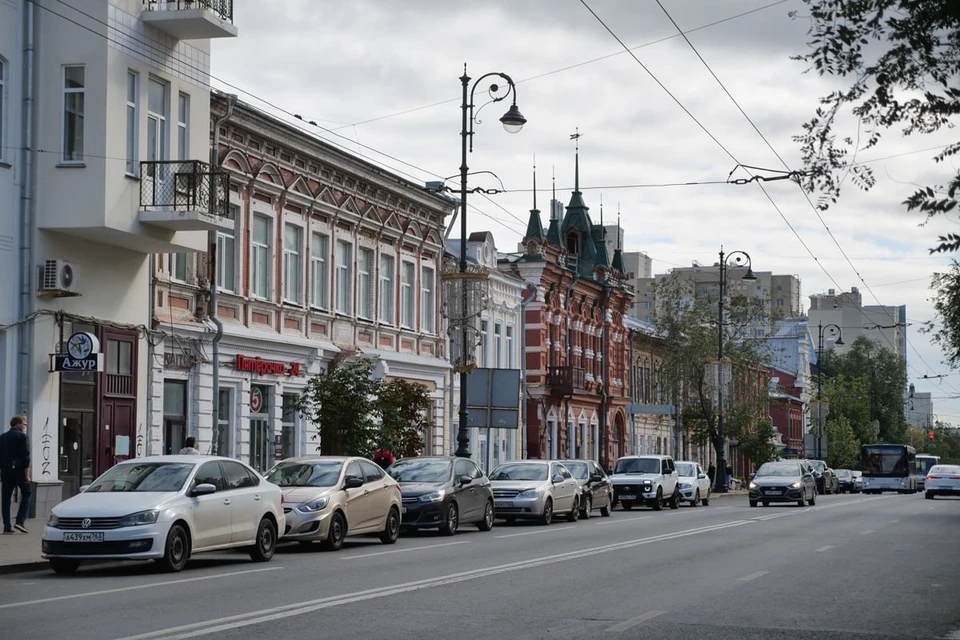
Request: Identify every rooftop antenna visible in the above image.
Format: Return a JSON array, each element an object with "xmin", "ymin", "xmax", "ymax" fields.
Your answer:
[
  {"xmin": 532, "ymin": 154, "xmax": 537, "ymax": 211},
  {"xmin": 570, "ymin": 128, "xmax": 582, "ymax": 193}
]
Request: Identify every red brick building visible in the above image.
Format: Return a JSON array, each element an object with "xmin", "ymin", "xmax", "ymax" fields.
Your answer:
[
  {"xmin": 501, "ymin": 157, "xmax": 633, "ymax": 470},
  {"xmin": 767, "ymin": 367, "xmax": 805, "ymax": 458}
]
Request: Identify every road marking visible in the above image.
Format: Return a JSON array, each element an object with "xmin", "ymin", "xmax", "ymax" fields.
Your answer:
[
  {"xmin": 494, "ymin": 526, "xmax": 576, "ymax": 539},
  {"xmin": 814, "ymin": 545, "xmax": 834, "ymax": 553},
  {"xmin": 341, "ymin": 540, "xmax": 469, "ymax": 559},
  {"xmin": 738, "ymin": 571, "xmax": 769, "ymax": 582},
  {"xmin": 115, "ymin": 520, "xmax": 751, "ymax": 640},
  {"xmin": 605, "ymin": 610, "xmax": 667, "ymax": 632},
  {"xmin": 889, "ymin": 519, "xmax": 900, "ymax": 523},
  {"xmin": 0, "ymin": 566, "xmax": 282, "ymax": 610},
  {"xmin": 862, "ymin": 530, "xmax": 875, "ymax": 535},
  {"xmin": 592, "ymin": 516, "xmax": 651, "ymax": 526}
]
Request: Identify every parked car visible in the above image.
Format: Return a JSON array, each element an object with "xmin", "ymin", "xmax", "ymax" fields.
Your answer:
[
  {"xmin": 852, "ymin": 470, "xmax": 864, "ymax": 492},
  {"xmin": 836, "ymin": 469, "xmax": 862, "ymax": 493},
  {"xmin": 609, "ymin": 455, "xmax": 680, "ymax": 511},
  {"xmin": 488, "ymin": 460, "xmax": 581, "ymax": 525},
  {"xmin": 558, "ymin": 459, "xmax": 613, "ymax": 518},
  {"xmin": 807, "ymin": 459, "xmax": 839, "ymax": 494},
  {"xmin": 264, "ymin": 456, "xmax": 401, "ymax": 551},
  {"xmin": 748, "ymin": 460, "xmax": 817, "ymax": 507},
  {"xmin": 924, "ymin": 464, "xmax": 960, "ymax": 499},
  {"xmin": 42, "ymin": 456, "xmax": 284, "ymax": 574},
  {"xmin": 675, "ymin": 460, "xmax": 711, "ymax": 506},
  {"xmin": 385, "ymin": 456, "xmax": 494, "ymax": 535}
]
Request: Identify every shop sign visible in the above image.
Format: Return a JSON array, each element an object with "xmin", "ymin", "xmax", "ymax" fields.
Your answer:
[
  {"xmin": 250, "ymin": 387, "xmax": 264, "ymax": 413},
  {"xmin": 234, "ymin": 354, "xmax": 302, "ymax": 377},
  {"xmin": 50, "ymin": 332, "xmax": 104, "ymax": 373},
  {"xmin": 164, "ymin": 352, "xmax": 194, "ymax": 370}
]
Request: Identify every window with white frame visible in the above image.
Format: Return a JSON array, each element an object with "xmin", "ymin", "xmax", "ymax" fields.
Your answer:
[
  {"xmin": 379, "ymin": 253, "xmax": 395, "ymax": 324},
  {"xmin": 357, "ymin": 248, "xmax": 373, "ymax": 320},
  {"xmin": 251, "ymin": 215, "xmax": 271, "ymax": 299},
  {"xmin": 167, "ymin": 253, "xmax": 187, "ymax": 282},
  {"xmin": 62, "ymin": 65, "xmax": 85, "ymax": 163},
  {"xmin": 335, "ymin": 240, "xmax": 352, "ymax": 314},
  {"xmin": 421, "ymin": 265, "xmax": 435, "ymax": 334},
  {"xmin": 494, "ymin": 322, "xmax": 503, "ymax": 367},
  {"xmin": 506, "ymin": 325, "xmax": 515, "ymax": 368},
  {"xmin": 146, "ymin": 77, "xmax": 168, "ymax": 166},
  {"xmin": 125, "ymin": 71, "xmax": 138, "ymax": 175},
  {"xmin": 479, "ymin": 319, "xmax": 489, "ymax": 367},
  {"xmin": 283, "ymin": 224, "xmax": 303, "ymax": 304},
  {"xmin": 216, "ymin": 203, "xmax": 238, "ymax": 292},
  {"xmin": 310, "ymin": 232, "xmax": 329, "ymax": 309},
  {"xmin": 400, "ymin": 261, "xmax": 415, "ymax": 328},
  {"xmin": 177, "ymin": 93, "xmax": 189, "ymax": 160}
]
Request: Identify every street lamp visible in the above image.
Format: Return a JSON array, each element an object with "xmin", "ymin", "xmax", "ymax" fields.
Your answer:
[
  {"xmin": 714, "ymin": 247, "xmax": 756, "ymax": 493},
  {"xmin": 455, "ymin": 64, "xmax": 527, "ymax": 458},
  {"xmin": 814, "ymin": 322, "xmax": 844, "ymax": 460}
]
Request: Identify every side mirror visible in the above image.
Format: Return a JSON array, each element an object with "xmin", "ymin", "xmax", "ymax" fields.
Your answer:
[
  {"xmin": 590, "ymin": 474, "xmax": 603, "ymax": 482},
  {"xmin": 192, "ymin": 483, "xmax": 217, "ymax": 497},
  {"xmin": 459, "ymin": 475, "xmax": 472, "ymax": 486},
  {"xmin": 78, "ymin": 484, "xmax": 90, "ymax": 492},
  {"xmin": 343, "ymin": 477, "xmax": 363, "ymax": 489},
  {"xmin": 698, "ymin": 474, "xmax": 707, "ymax": 480},
  {"xmin": 552, "ymin": 474, "xmax": 564, "ymax": 484}
]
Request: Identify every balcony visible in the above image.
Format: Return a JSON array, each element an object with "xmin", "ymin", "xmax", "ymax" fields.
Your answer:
[
  {"xmin": 547, "ymin": 366, "xmax": 586, "ymax": 396},
  {"xmin": 139, "ymin": 161, "xmax": 233, "ymax": 232},
  {"xmin": 141, "ymin": 0, "xmax": 238, "ymax": 40}
]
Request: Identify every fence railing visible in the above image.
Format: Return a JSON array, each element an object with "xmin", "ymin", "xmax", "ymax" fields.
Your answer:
[
  {"xmin": 142, "ymin": 0, "xmax": 234, "ymax": 23},
  {"xmin": 140, "ymin": 160, "xmax": 230, "ymax": 216}
]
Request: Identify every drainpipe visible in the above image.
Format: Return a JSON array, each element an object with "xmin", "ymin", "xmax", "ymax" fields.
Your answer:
[
  {"xmin": 209, "ymin": 93, "xmax": 237, "ymax": 455},
  {"xmin": 16, "ymin": 0, "xmax": 36, "ymax": 416},
  {"xmin": 145, "ymin": 254, "xmax": 155, "ymax": 456},
  {"xmin": 598, "ymin": 287, "xmax": 610, "ymax": 469},
  {"xmin": 563, "ymin": 273, "xmax": 577, "ymax": 459},
  {"xmin": 628, "ymin": 330, "xmax": 635, "ymax": 454},
  {"xmin": 519, "ymin": 283, "xmax": 536, "ymax": 459}
]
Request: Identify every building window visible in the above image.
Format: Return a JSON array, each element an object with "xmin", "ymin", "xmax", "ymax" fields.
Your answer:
[
  {"xmin": 216, "ymin": 204, "xmax": 238, "ymax": 293},
  {"xmin": 310, "ymin": 232, "xmax": 329, "ymax": 309},
  {"xmin": 357, "ymin": 248, "xmax": 373, "ymax": 320},
  {"xmin": 281, "ymin": 393, "xmax": 299, "ymax": 459},
  {"xmin": 62, "ymin": 65, "xmax": 85, "ymax": 163},
  {"xmin": 163, "ymin": 380, "xmax": 187, "ymax": 455},
  {"xmin": 283, "ymin": 223, "xmax": 303, "ymax": 304},
  {"xmin": 494, "ymin": 322, "xmax": 503, "ymax": 367},
  {"xmin": 168, "ymin": 253, "xmax": 187, "ymax": 282},
  {"xmin": 106, "ymin": 339, "xmax": 133, "ymax": 375},
  {"xmin": 379, "ymin": 254, "xmax": 394, "ymax": 324},
  {"xmin": 216, "ymin": 388, "xmax": 232, "ymax": 457},
  {"xmin": 506, "ymin": 325, "xmax": 515, "ymax": 368},
  {"xmin": 400, "ymin": 261, "xmax": 415, "ymax": 328},
  {"xmin": 421, "ymin": 265, "xmax": 435, "ymax": 334},
  {"xmin": 146, "ymin": 77, "xmax": 168, "ymax": 165},
  {"xmin": 251, "ymin": 215, "xmax": 271, "ymax": 299},
  {"xmin": 480, "ymin": 319, "xmax": 489, "ymax": 367},
  {"xmin": 335, "ymin": 240, "xmax": 352, "ymax": 315},
  {"xmin": 125, "ymin": 71, "xmax": 138, "ymax": 175},
  {"xmin": 177, "ymin": 93, "xmax": 189, "ymax": 160}
]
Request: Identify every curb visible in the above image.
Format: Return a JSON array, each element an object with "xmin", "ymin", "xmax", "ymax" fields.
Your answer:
[{"xmin": 0, "ymin": 560, "xmax": 48, "ymax": 575}]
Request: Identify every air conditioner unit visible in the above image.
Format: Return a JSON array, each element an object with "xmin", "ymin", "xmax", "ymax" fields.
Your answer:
[{"xmin": 38, "ymin": 259, "xmax": 80, "ymax": 296}]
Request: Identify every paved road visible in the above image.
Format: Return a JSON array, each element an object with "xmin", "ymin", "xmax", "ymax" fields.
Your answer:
[{"xmin": 2, "ymin": 492, "xmax": 959, "ymax": 640}]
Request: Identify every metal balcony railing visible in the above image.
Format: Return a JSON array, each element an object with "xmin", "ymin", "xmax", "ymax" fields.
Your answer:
[
  {"xmin": 142, "ymin": 0, "xmax": 234, "ymax": 23},
  {"xmin": 547, "ymin": 366, "xmax": 586, "ymax": 396},
  {"xmin": 140, "ymin": 160, "xmax": 230, "ymax": 217}
]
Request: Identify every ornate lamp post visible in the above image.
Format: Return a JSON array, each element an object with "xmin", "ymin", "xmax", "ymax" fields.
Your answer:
[
  {"xmin": 451, "ymin": 65, "xmax": 527, "ymax": 458},
  {"xmin": 713, "ymin": 247, "xmax": 756, "ymax": 493},
  {"xmin": 814, "ymin": 322, "xmax": 844, "ymax": 460}
]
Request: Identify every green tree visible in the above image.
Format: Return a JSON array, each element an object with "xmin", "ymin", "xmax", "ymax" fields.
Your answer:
[
  {"xmin": 926, "ymin": 262, "xmax": 960, "ymax": 368},
  {"xmin": 792, "ymin": 1, "xmax": 960, "ymax": 253},
  {"xmin": 298, "ymin": 359, "xmax": 381, "ymax": 456},
  {"xmin": 739, "ymin": 418, "xmax": 780, "ymax": 470},
  {"xmin": 378, "ymin": 379, "xmax": 431, "ymax": 458},
  {"xmin": 825, "ymin": 415, "xmax": 860, "ymax": 469},
  {"xmin": 654, "ymin": 274, "xmax": 772, "ymax": 469}
]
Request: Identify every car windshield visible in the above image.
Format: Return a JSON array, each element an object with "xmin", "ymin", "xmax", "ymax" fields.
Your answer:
[
  {"xmin": 264, "ymin": 461, "xmax": 343, "ymax": 487},
  {"xmin": 85, "ymin": 462, "xmax": 194, "ymax": 492},
  {"xmin": 388, "ymin": 459, "xmax": 452, "ymax": 483},
  {"xmin": 756, "ymin": 463, "xmax": 800, "ymax": 478},
  {"xmin": 614, "ymin": 458, "xmax": 661, "ymax": 474},
  {"xmin": 562, "ymin": 462, "xmax": 590, "ymax": 480},
  {"xmin": 490, "ymin": 463, "xmax": 548, "ymax": 481},
  {"xmin": 860, "ymin": 447, "xmax": 910, "ymax": 475},
  {"xmin": 836, "ymin": 469, "xmax": 852, "ymax": 479},
  {"xmin": 676, "ymin": 463, "xmax": 697, "ymax": 477},
  {"xmin": 808, "ymin": 460, "xmax": 826, "ymax": 471}
]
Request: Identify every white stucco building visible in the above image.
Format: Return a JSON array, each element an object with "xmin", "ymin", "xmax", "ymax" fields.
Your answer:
[{"xmin": 0, "ymin": 0, "xmax": 237, "ymax": 516}]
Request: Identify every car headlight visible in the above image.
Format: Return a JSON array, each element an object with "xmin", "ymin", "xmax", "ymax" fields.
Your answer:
[
  {"xmin": 790, "ymin": 482, "xmax": 802, "ymax": 489},
  {"xmin": 642, "ymin": 482, "xmax": 654, "ymax": 491},
  {"xmin": 749, "ymin": 482, "xmax": 758, "ymax": 489},
  {"xmin": 297, "ymin": 497, "xmax": 329, "ymax": 513},
  {"xmin": 680, "ymin": 483, "xmax": 691, "ymax": 490},
  {"xmin": 517, "ymin": 489, "xmax": 539, "ymax": 499},
  {"xmin": 418, "ymin": 490, "xmax": 445, "ymax": 503},
  {"xmin": 47, "ymin": 513, "xmax": 59, "ymax": 527},
  {"xmin": 118, "ymin": 510, "xmax": 160, "ymax": 527}
]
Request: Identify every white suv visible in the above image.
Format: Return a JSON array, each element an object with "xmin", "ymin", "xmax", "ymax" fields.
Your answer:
[{"xmin": 610, "ymin": 455, "xmax": 680, "ymax": 511}]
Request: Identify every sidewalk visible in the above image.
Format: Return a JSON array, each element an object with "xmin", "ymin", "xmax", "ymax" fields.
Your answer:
[{"xmin": 0, "ymin": 525, "xmax": 46, "ymax": 574}]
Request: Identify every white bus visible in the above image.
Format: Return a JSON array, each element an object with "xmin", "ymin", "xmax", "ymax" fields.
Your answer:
[
  {"xmin": 859, "ymin": 444, "xmax": 918, "ymax": 494},
  {"xmin": 916, "ymin": 454, "xmax": 941, "ymax": 490}
]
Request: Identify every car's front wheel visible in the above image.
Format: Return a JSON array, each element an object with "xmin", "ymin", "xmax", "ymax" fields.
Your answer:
[
  {"xmin": 159, "ymin": 523, "xmax": 190, "ymax": 572},
  {"xmin": 439, "ymin": 502, "xmax": 459, "ymax": 536},
  {"xmin": 600, "ymin": 496, "xmax": 611, "ymax": 517},
  {"xmin": 379, "ymin": 507, "xmax": 401, "ymax": 544},
  {"xmin": 539, "ymin": 498, "xmax": 553, "ymax": 525},
  {"xmin": 669, "ymin": 488, "xmax": 680, "ymax": 510},
  {"xmin": 926, "ymin": 491, "xmax": 935, "ymax": 500},
  {"xmin": 49, "ymin": 558, "xmax": 81, "ymax": 575},
  {"xmin": 321, "ymin": 511, "xmax": 347, "ymax": 551},
  {"xmin": 249, "ymin": 517, "xmax": 276, "ymax": 562},
  {"xmin": 651, "ymin": 488, "xmax": 663, "ymax": 511},
  {"xmin": 581, "ymin": 495, "xmax": 592, "ymax": 519},
  {"xmin": 477, "ymin": 500, "xmax": 495, "ymax": 531},
  {"xmin": 566, "ymin": 496, "xmax": 580, "ymax": 522}
]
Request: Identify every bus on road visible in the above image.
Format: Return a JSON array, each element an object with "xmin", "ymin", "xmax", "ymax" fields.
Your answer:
[
  {"xmin": 858, "ymin": 444, "xmax": 918, "ymax": 494},
  {"xmin": 916, "ymin": 454, "xmax": 941, "ymax": 490}
]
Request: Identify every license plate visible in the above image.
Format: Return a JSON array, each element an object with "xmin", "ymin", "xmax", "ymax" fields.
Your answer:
[
  {"xmin": 494, "ymin": 501, "xmax": 513, "ymax": 508},
  {"xmin": 765, "ymin": 490, "xmax": 782, "ymax": 495},
  {"xmin": 619, "ymin": 494, "xmax": 636, "ymax": 500},
  {"xmin": 401, "ymin": 507, "xmax": 407, "ymax": 514},
  {"xmin": 63, "ymin": 532, "xmax": 104, "ymax": 543}
]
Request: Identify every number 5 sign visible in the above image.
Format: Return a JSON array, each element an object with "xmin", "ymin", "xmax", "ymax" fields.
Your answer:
[{"xmin": 250, "ymin": 387, "xmax": 264, "ymax": 414}]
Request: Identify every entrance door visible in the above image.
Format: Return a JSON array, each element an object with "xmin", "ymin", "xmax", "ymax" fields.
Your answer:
[
  {"xmin": 60, "ymin": 411, "xmax": 96, "ymax": 496},
  {"xmin": 100, "ymin": 400, "xmax": 135, "ymax": 472},
  {"xmin": 250, "ymin": 418, "xmax": 270, "ymax": 473}
]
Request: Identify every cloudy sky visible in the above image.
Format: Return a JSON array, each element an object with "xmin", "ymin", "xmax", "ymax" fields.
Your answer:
[{"xmin": 211, "ymin": 0, "xmax": 960, "ymax": 425}]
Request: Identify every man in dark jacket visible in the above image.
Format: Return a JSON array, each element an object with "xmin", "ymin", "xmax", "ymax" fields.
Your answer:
[{"xmin": 0, "ymin": 415, "xmax": 32, "ymax": 534}]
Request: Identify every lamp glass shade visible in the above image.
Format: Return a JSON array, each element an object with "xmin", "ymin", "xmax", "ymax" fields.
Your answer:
[
  {"xmin": 500, "ymin": 104, "xmax": 526, "ymax": 133},
  {"xmin": 742, "ymin": 267, "xmax": 757, "ymax": 281}
]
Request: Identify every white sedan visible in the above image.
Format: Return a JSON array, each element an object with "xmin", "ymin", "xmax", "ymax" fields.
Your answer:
[
  {"xmin": 676, "ymin": 460, "xmax": 711, "ymax": 506},
  {"xmin": 925, "ymin": 464, "xmax": 960, "ymax": 499},
  {"xmin": 42, "ymin": 455, "xmax": 285, "ymax": 574}
]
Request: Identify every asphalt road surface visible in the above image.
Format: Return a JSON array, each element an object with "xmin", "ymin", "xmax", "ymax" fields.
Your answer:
[{"xmin": 2, "ymin": 491, "xmax": 959, "ymax": 640}]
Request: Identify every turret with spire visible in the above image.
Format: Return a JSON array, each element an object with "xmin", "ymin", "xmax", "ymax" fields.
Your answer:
[
  {"xmin": 611, "ymin": 206, "xmax": 625, "ymax": 274},
  {"xmin": 522, "ymin": 158, "xmax": 544, "ymax": 244},
  {"xmin": 545, "ymin": 166, "xmax": 561, "ymax": 248}
]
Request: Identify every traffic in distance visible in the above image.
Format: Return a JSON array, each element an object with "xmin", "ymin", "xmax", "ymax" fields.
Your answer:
[{"xmin": 38, "ymin": 447, "xmax": 951, "ymax": 575}]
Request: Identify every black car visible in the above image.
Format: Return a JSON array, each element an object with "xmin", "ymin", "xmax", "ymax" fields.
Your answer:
[
  {"xmin": 559, "ymin": 459, "xmax": 613, "ymax": 518},
  {"xmin": 386, "ymin": 456, "xmax": 495, "ymax": 535}
]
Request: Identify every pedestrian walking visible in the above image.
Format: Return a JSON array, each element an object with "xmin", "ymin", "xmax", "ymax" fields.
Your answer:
[
  {"xmin": 707, "ymin": 464, "xmax": 716, "ymax": 484},
  {"xmin": 0, "ymin": 415, "xmax": 32, "ymax": 534},
  {"xmin": 179, "ymin": 437, "xmax": 201, "ymax": 455},
  {"xmin": 725, "ymin": 465, "xmax": 733, "ymax": 490},
  {"xmin": 372, "ymin": 449, "xmax": 395, "ymax": 470}
]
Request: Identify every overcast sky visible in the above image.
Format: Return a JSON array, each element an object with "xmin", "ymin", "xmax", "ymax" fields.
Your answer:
[{"xmin": 211, "ymin": 0, "xmax": 960, "ymax": 426}]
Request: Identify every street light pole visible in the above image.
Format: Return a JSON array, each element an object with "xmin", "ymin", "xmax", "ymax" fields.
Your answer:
[
  {"xmin": 816, "ymin": 322, "xmax": 844, "ymax": 460},
  {"xmin": 714, "ymin": 247, "xmax": 756, "ymax": 493},
  {"xmin": 455, "ymin": 64, "xmax": 527, "ymax": 458}
]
